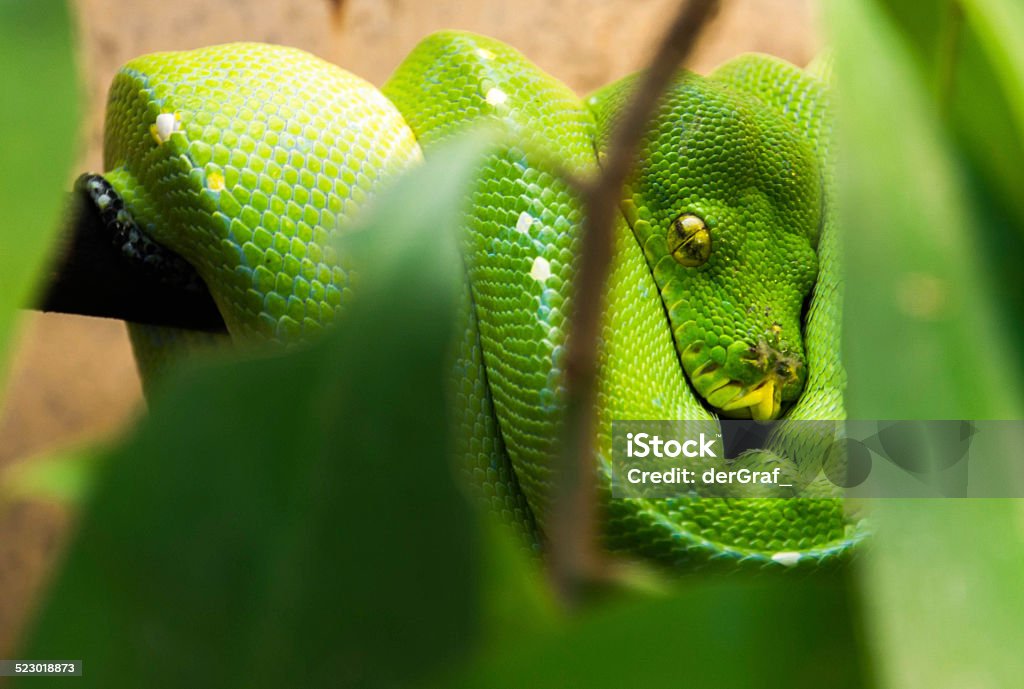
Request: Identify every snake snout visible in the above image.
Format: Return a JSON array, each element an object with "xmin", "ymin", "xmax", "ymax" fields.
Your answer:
[{"xmin": 681, "ymin": 339, "xmax": 805, "ymax": 421}]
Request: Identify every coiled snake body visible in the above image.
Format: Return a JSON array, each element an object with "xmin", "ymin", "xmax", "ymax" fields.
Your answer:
[{"xmin": 88, "ymin": 31, "xmax": 862, "ymax": 568}]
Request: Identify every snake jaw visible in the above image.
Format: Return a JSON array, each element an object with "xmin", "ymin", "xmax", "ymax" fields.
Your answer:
[
  {"xmin": 719, "ymin": 378, "xmax": 779, "ymax": 420},
  {"xmin": 690, "ymin": 367, "xmax": 782, "ymax": 420},
  {"xmin": 683, "ymin": 340, "xmax": 802, "ymax": 421}
]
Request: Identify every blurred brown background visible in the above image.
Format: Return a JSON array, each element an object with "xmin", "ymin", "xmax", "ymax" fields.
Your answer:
[{"xmin": 0, "ymin": 0, "xmax": 820, "ymax": 657}]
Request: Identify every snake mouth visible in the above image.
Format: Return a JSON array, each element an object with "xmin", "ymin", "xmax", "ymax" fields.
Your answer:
[
  {"xmin": 682, "ymin": 341, "xmax": 804, "ymax": 421},
  {"xmin": 689, "ymin": 362, "xmax": 781, "ymax": 420}
]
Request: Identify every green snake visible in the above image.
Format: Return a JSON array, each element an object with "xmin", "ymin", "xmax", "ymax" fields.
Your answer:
[{"xmin": 83, "ymin": 31, "xmax": 863, "ymax": 568}]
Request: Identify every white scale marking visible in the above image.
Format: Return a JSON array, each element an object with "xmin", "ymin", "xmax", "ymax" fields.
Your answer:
[
  {"xmin": 515, "ymin": 211, "xmax": 533, "ymax": 234},
  {"xmin": 530, "ymin": 256, "xmax": 551, "ymax": 282},
  {"xmin": 485, "ymin": 88, "xmax": 508, "ymax": 106},
  {"xmin": 154, "ymin": 113, "xmax": 178, "ymax": 142},
  {"xmin": 771, "ymin": 551, "xmax": 801, "ymax": 567}
]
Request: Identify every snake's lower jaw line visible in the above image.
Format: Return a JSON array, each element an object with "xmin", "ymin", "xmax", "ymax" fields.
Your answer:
[
  {"xmin": 689, "ymin": 363, "xmax": 785, "ymax": 420},
  {"xmin": 719, "ymin": 379, "xmax": 780, "ymax": 421},
  {"xmin": 683, "ymin": 340, "xmax": 803, "ymax": 421}
]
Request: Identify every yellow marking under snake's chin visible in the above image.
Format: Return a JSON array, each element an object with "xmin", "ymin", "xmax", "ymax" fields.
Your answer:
[
  {"xmin": 689, "ymin": 364, "xmax": 785, "ymax": 421},
  {"xmin": 718, "ymin": 378, "xmax": 781, "ymax": 421}
]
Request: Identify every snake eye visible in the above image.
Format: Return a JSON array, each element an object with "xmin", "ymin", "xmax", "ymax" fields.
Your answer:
[{"xmin": 667, "ymin": 213, "xmax": 711, "ymax": 267}]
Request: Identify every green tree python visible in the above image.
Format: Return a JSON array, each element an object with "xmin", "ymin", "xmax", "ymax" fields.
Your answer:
[{"xmin": 79, "ymin": 31, "xmax": 865, "ymax": 569}]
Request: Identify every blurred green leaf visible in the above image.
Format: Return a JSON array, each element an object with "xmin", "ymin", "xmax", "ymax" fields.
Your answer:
[
  {"xmin": 860, "ymin": 500, "xmax": 1024, "ymax": 688},
  {"xmin": 878, "ymin": 0, "xmax": 1024, "ymax": 326},
  {"xmin": 958, "ymin": 0, "xmax": 1024, "ymax": 137},
  {"xmin": 831, "ymin": 2, "xmax": 1024, "ymax": 687},
  {"xmin": 830, "ymin": 0, "xmax": 1023, "ymax": 418},
  {"xmin": 945, "ymin": 8, "xmax": 1024, "ymax": 225},
  {"xmin": 449, "ymin": 572, "xmax": 871, "ymax": 689},
  {"xmin": 0, "ymin": 0, "xmax": 80, "ymax": 395},
  {"xmin": 874, "ymin": 0, "xmax": 946, "ymax": 68},
  {"xmin": 873, "ymin": 1, "xmax": 1023, "ymax": 164},
  {"xmin": 477, "ymin": 516, "xmax": 559, "ymax": 647},
  {"xmin": 17, "ymin": 136, "xmax": 490, "ymax": 688}
]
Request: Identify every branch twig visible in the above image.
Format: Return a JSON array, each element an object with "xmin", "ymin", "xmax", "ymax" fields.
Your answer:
[{"xmin": 549, "ymin": 0, "xmax": 720, "ymax": 608}]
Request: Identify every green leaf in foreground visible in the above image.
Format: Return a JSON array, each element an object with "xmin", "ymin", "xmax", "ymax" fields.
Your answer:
[
  {"xmin": 877, "ymin": 0, "xmax": 1024, "ymax": 341},
  {"xmin": 451, "ymin": 572, "xmax": 871, "ymax": 689},
  {"xmin": 860, "ymin": 500, "xmax": 1024, "ymax": 688},
  {"xmin": 0, "ymin": 0, "xmax": 80, "ymax": 396},
  {"xmin": 957, "ymin": 0, "xmax": 1024, "ymax": 142},
  {"xmin": 830, "ymin": 2, "xmax": 1024, "ymax": 687},
  {"xmin": 17, "ymin": 136, "xmax": 490, "ymax": 689},
  {"xmin": 830, "ymin": 0, "xmax": 1023, "ymax": 418}
]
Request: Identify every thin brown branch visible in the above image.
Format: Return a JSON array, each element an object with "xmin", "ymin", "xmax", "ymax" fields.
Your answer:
[
  {"xmin": 549, "ymin": 0, "xmax": 720, "ymax": 608},
  {"xmin": 327, "ymin": 0, "xmax": 347, "ymax": 28}
]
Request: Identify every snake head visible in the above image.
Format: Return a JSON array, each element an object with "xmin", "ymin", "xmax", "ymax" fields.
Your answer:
[{"xmin": 591, "ymin": 72, "xmax": 822, "ymax": 420}]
